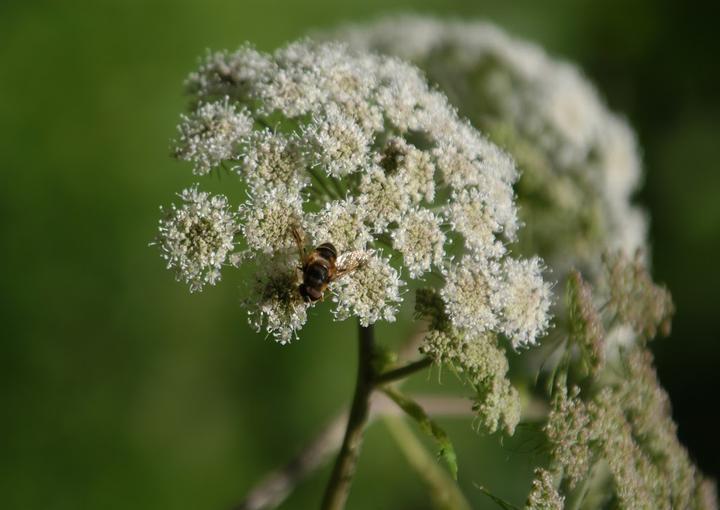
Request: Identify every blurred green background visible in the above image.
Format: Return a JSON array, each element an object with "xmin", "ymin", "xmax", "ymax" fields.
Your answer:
[{"xmin": 1, "ymin": 0, "xmax": 718, "ymax": 508}]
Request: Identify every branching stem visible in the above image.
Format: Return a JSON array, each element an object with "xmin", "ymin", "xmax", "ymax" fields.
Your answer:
[
  {"xmin": 241, "ymin": 325, "xmax": 434, "ymax": 510},
  {"xmin": 374, "ymin": 357, "xmax": 433, "ymax": 386}
]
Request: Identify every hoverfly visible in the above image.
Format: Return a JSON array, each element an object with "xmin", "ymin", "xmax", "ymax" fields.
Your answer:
[{"xmin": 290, "ymin": 225, "xmax": 369, "ymax": 302}]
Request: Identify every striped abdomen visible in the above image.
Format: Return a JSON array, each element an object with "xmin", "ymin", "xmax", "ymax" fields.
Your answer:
[{"xmin": 299, "ymin": 242, "xmax": 337, "ymax": 302}]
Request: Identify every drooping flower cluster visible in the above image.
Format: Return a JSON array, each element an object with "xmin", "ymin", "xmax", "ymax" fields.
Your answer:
[
  {"xmin": 417, "ymin": 288, "xmax": 522, "ymax": 435},
  {"xmin": 542, "ymin": 360, "xmax": 715, "ymax": 510},
  {"xmin": 536, "ymin": 253, "xmax": 714, "ymax": 509},
  {"xmin": 417, "ymin": 255, "xmax": 550, "ymax": 431},
  {"xmin": 327, "ymin": 17, "xmax": 648, "ymax": 277},
  {"xmin": 156, "ymin": 41, "xmax": 553, "ymax": 352}
]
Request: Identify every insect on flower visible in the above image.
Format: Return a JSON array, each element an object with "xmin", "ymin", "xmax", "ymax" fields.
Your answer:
[{"xmin": 291, "ymin": 225, "xmax": 369, "ymax": 302}]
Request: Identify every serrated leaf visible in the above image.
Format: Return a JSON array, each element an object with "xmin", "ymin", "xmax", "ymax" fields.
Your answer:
[{"xmin": 382, "ymin": 387, "xmax": 458, "ymax": 479}]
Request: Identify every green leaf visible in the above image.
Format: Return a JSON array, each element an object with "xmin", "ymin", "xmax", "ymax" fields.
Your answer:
[
  {"xmin": 473, "ymin": 483, "xmax": 522, "ymax": 510},
  {"xmin": 382, "ymin": 387, "xmax": 458, "ymax": 479}
]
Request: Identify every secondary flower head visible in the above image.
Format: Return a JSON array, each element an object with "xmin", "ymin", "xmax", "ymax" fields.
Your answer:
[
  {"xmin": 157, "ymin": 39, "xmax": 552, "ymax": 348},
  {"xmin": 540, "ymin": 351, "xmax": 714, "ymax": 509},
  {"xmin": 328, "ymin": 16, "xmax": 648, "ymax": 277}
]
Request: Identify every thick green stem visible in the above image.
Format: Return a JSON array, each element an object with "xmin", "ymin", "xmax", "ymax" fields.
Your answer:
[{"xmin": 320, "ymin": 323, "xmax": 376, "ymax": 510}]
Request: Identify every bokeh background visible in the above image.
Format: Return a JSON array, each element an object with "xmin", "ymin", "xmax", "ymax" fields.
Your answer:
[{"xmin": 1, "ymin": 0, "xmax": 718, "ymax": 508}]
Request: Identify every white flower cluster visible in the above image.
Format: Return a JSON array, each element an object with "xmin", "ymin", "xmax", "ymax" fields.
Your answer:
[
  {"xmin": 327, "ymin": 16, "xmax": 648, "ymax": 276},
  {"xmin": 247, "ymin": 255, "xmax": 309, "ymax": 343},
  {"xmin": 156, "ymin": 185, "xmax": 239, "ymax": 293},
  {"xmin": 332, "ymin": 253, "xmax": 402, "ymax": 327},
  {"xmin": 419, "ymin": 327, "xmax": 521, "ymax": 435},
  {"xmin": 493, "ymin": 257, "xmax": 553, "ymax": 347},
  {"xmin": 174, "ymin": 98, "xmax": 253, "ymax": 176},
  {"xmin": 441, "ymin": 256, "xmax": 551, "ymax": 350},
  {"xmin": 391, "ymin": 208, "xmax": 445, "ymax": 279},
  {"xmin": 157, "ymin": 40, "xmax": 551, "ymax": 348}
]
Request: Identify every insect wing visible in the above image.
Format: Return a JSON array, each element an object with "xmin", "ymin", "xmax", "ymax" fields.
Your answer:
[
  {"xmin": 289, "ymin": 224, "xmax": 307, "ymax": 267},
  {"xmin": 334, "ymin": 250, "xmax": 372, "ymax": 279}
]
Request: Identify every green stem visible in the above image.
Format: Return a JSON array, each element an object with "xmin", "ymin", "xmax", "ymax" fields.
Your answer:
[
  {"xmin": 384, "ymin": 417, "xmax": 471, "ymax": 510},
  {"xmin": 328, "ymin": 176, "xmax": 346, "ymax": 198},
  {"xmin": 307, "ymin": 166, "xmax": 339, "ymax": 200},
  {"xmin": 320, "ymin": 323, "xmax": 376, "ymax": 510},
  {"xmin": 374, "ymin": 357, "xmax": 433, "ymax": 387},
  {"xmin": 567, "ymin": 466, "xmax": 593, "ymax": 510}
]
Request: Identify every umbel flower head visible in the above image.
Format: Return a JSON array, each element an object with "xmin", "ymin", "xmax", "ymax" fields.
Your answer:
[
  {"xmin": 156, "ymin": 185, "xmax": 239, "ymax": 293},
  {"xmin": 155, "ymin": 39, "xmax": 552, "ymax": 350},
  {"xmin": 326, "ymin": 16, "xmax": 648, "ymax": 277}
]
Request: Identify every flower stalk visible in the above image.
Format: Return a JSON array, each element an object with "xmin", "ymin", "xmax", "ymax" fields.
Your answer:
[
  {"xmin": 321, "ymin": 322, "xmax": 376, "ymax": 510},
  {"xmin": 322, "ymin": 331, "xmax": 442, "ymax": 509},
  {"xmin": 373, "ymin": 357, "xmax": 433, "ymax": 386}
]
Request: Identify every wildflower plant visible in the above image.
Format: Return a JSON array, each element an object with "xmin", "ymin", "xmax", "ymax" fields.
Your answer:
[{"xmin": 152, "ymin": 19, "xmax": 716, "ymax": 510}]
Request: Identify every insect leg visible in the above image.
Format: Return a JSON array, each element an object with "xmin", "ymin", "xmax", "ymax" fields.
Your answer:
[{"xmin": 290, "ymin": 224, "xmax": 307, "ymax": 268}]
